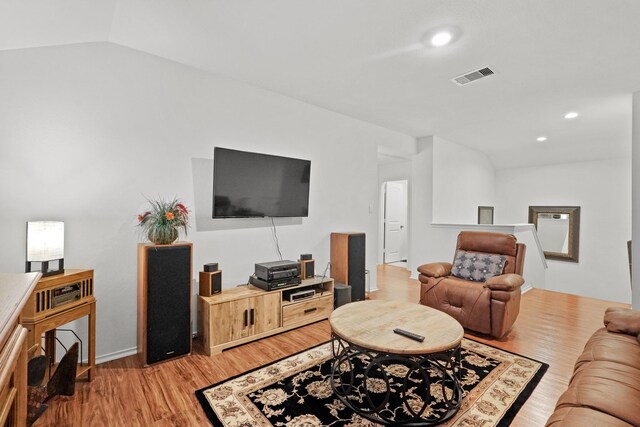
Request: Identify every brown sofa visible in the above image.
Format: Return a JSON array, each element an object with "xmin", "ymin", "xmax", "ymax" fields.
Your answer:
[
  {"xmin": 546, "ymin": 307, "xmax": 640, "ymax": 426},
  {"xmin": 418, "ymin": 231, "xmax": 526, "ymax": 338}
]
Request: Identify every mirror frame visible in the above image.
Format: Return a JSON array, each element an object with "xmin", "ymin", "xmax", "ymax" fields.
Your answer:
[
  {"xmin": 528, "ymin": 206, "xmax": 581, "ymax": 263},
  {"xmin": 478, "ymin": 206, "xmax": 494, "ymax": 224}
]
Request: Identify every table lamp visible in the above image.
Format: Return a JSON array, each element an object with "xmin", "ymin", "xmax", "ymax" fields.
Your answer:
[{"xmin": 26, "ymin": 221, "xmax": 65, "ymax": 277}]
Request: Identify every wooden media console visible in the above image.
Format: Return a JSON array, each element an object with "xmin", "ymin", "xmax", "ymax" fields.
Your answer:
[{"xmin": 198, "ymin": 276, "xmax": 334, "ymax": 355}]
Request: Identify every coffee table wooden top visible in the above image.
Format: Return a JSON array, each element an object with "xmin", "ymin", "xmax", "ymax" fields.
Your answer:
[{"xmin": 329, "ymin": 300, "xmax": 464, "ymax": 355}]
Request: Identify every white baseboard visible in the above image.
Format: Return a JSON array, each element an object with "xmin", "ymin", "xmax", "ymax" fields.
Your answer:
[
  {"xmin": 521, "ymin": 283, "xmax": 533, "ymax": 294},
  {"xmin": 93, "ymin": 346, "xmax": 138, "ymax": 365}
]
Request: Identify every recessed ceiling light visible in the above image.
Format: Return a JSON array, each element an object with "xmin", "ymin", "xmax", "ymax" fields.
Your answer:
[
  {"xmin": 536, "ymin": 136, "xmax": 548, "ymax": 142},
  {"xmin": 431, "ymin": 32, "xmax": 453, "ymax": 47},
  {"xmin": 422, "ymin": 26, "xmax": 461, "ymax": 48},
  {"xmin": 564, "ymin": 112, "xmax": 579, "ymax": 119}
]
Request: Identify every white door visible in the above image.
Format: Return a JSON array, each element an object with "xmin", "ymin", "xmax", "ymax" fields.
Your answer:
[{"xmin": 384, "ymin": 181, "xmax": 408, "ymax": 264}]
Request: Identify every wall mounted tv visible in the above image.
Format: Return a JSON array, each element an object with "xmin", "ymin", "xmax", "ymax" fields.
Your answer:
[{"xmin": 212, "ymin": 147, "xmax": 311, "ymax": 218}]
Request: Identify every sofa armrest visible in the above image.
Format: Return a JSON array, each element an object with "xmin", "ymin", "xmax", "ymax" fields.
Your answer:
[
  {"xmin": 603, "ymin": 307, "xmax": 640, "ymax": 336},
  {"xmin": 417, "ymin": 262, "xmax": 452, "ymax": 278},
  {"xmin": 484, "ymin": 274, "xmax": 524, "ymax": 291}
]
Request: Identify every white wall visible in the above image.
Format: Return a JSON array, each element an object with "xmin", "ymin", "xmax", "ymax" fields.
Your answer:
[
  {"xmin": 377, "ymin": 160, "xmax": 411, "ymax": 265},
  {"xmin": 407, "ymin": 136, "xmax": 497, "ymax": 277},
  {"xmin": 0, "ymin": 42, "xmax": 414, "ymax": 362},
  {"xmin": 408, "ymin": 137, "xmax": 434, "ymax": 275},
  {"xmin": 495, "ymin": 158, "xmax": 632, "ymax": 303},
  {"xmin": 633, "ymin": 91, "xmax": 640, "ymax": 309},
  {"xmin": 378, "ymin": 160, "xmax": 411, "ymax": 184},
  {"xmin": 432, "ymin": 136, "xmax": 496, "ymax": 224}
]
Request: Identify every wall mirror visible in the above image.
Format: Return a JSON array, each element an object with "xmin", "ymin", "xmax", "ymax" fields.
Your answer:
[{"xmin": 528, "ymin": 206, "xmax": 580, "ymax": 262}]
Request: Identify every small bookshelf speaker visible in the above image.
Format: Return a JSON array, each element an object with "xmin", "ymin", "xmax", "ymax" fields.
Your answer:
[
  {"xmin": 199, "ymin": 270, "xmax": 222, "ymax": 296},
  {"xmin": 300, "ymin": 259, "xmax": 315, "ymax": 279}
]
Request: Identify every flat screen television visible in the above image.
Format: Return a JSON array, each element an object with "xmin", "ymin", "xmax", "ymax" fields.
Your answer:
[{"xmin": 212, "ymin": 147, "xmax": 311, "ymax": 218}]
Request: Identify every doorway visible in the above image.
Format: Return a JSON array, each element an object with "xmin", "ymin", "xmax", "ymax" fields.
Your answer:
[{"xmin": 382, "ymin": 180, "xmax": 408, "ymax": 266}]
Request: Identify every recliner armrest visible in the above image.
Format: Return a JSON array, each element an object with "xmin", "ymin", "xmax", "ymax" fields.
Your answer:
[
  {"xmin": 603, "ymin": 307, "xmax": 640, "ymax": 336},
  {"xmin": 484, "ymin": 274, "xmax": 524, "ymax": 291},
  {"xmin": 417, "ymin": 262, "xmax": 452, "ymax": 278}
]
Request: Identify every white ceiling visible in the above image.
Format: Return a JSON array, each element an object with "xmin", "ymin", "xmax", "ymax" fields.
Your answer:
[
  {"xmin": 2, "ymin": 0, "xmax": 638, "ymax": 168},
  {"xmin": 0, "ymin": 0, "xmax": 116, "ymax": 50}
]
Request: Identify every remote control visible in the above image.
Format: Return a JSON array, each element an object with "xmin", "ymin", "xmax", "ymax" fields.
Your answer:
[{"xmin": 393, "ymin": 328, "xmax": 425, "ymax": 342}]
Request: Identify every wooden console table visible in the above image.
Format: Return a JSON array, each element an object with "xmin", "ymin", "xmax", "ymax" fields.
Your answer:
[
  {"xmin": 0, "ymin": 272, "xmax": 40, "ymax": 427},
  {"xmin": 199, "ymin": 276, "xmax": 334, "ymax": 355},
  {"xmin": 21, "ymin": 269, "xmax": 96, "ymax": 381}
]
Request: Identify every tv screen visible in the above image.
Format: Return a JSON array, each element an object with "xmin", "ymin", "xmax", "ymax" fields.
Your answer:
[{"xmin": 213, "ymin": 147, "xmax": 311, "ymax": 218}]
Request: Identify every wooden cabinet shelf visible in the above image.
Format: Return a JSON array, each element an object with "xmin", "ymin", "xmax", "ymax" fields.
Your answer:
[
  {"xmin": 198, "ymin": 276, "xmax": 334, "ymax": 355},
  {"xmin": 0, "ymin": 272, "xmax": 41, "ymax": 427},
  {"xmin": 22, "ymin": 269, "xmax": 96, "ymax": 382},
  {"xmin": 281, "ymin": 291, "xmax": 331, "ymax": 307}
]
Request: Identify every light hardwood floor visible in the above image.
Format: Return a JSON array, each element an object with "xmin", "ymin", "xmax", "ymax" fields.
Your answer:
[{"xmin": 35, "ymin": 265, "xmax": 629, "ymax": 426}]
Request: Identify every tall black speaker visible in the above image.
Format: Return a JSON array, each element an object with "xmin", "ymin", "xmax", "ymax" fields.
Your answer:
[
  {"xmin": 138, "ymin": 243, "xmax": 192, "ymax": 366},
  {"xmin": 331, "ymin": 232, "xmax": 366, "ymax": 301}
]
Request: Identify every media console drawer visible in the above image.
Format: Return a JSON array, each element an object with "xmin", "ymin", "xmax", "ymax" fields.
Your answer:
[{"xmin": 282, "ymin": 295, "xmax": 333, "ymax": 327}]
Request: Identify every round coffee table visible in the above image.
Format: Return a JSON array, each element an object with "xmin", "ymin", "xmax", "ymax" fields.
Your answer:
[{"xmin": 329, "ymin": 300, "xmax": 464, "ymax": 426}]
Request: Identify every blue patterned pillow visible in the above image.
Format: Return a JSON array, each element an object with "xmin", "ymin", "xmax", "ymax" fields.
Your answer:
[{"xmin": 451, "ymin": 250, "xmax": 506, "ymax": 282}]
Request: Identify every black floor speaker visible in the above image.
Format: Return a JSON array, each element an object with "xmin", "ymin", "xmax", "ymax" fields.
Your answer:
[
  {"xmin": 138, "ymin": 243, "xmax": 192, "ymax": 366},
  {"xmin": 331, "ymin": 232, "xmax": 366, "ymax": 301}
]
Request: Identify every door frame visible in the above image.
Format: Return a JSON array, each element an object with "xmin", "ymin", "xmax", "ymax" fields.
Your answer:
[{"xmin": 381, "ymin": 180, "xmax": 409, "ymax": 265}]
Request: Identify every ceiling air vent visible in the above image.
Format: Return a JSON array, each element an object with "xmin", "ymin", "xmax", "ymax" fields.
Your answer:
[{"xmin": 451, "ymin": 67, "xmax": 495, "ymax": 86}]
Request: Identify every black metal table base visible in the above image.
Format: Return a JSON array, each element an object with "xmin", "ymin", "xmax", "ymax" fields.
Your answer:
[{"xmin": 329, "ymin": 333, "xmax": 462, "ymax": 426}]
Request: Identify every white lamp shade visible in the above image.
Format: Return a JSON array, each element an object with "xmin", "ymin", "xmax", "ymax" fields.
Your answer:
[{"xmin": 27, "ymin": 221, "xmax": 64, "ymax": 262}]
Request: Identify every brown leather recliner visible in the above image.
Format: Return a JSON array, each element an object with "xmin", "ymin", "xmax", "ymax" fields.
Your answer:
[{"xmin": 417, "ymin": 231, "xmax": 526, "ymax": 338}]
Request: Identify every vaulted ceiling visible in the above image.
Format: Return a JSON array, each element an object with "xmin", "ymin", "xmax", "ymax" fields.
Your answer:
[{"xmin": 2, "ymin": 0, "xmax": 638, "ymax": 168}]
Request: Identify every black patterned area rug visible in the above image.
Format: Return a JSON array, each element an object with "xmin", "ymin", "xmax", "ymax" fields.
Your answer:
[{"xmin": 196, "ymin": 339, "xmax": 548, "ymax": 426}]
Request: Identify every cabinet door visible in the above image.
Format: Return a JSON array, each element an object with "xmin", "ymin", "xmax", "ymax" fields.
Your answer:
[
  {"xmin": 249, "ymin": 293, "xmax": 281, "ymax": 336},
  {"xmin": 210, "ymin": 299, "xmax": 250, "ymax": 346}
]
